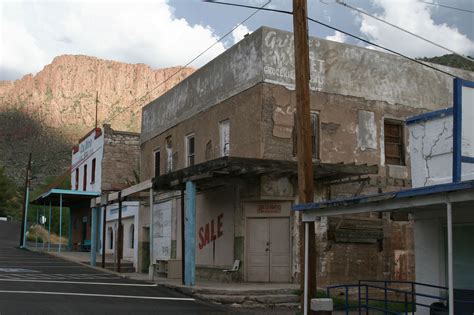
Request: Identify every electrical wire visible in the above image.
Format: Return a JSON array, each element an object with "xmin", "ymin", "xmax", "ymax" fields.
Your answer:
[
  {"xmin": 335, "ymin": 0, "xmax": 473, "ymax": 63},
  {"xmin": 102, "ymin": 0, "xmax": 271, "ymax": 125},
  {"xmin": 418, "ymin": 0, "xmax": 474, "ymax": 14},
  {"xmin": 35, "ymin": 0, "xmax": 271, "ymax": 195},
  {"xmin": 206, "ymin": 1, "xmax": 458, "ymax": 78}
]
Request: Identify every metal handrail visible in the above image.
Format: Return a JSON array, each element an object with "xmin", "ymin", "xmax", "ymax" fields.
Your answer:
[{"xmin": 326, "ymin": 280, "xmax": 458, "ymax": 315}]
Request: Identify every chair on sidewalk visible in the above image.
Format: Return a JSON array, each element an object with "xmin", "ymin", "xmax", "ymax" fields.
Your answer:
[{"xmin": 223, "ymin": 259, "xmax": 240, "ymax": 282}]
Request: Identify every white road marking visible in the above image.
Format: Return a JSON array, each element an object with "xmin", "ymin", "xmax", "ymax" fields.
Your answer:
[
  {"xmin": 0, "ymin": 290, "xmax": 195, "ymax": 301},
  {"xmin": 0, "ymin": 279, "xmax": 157, "ymax": 287}
]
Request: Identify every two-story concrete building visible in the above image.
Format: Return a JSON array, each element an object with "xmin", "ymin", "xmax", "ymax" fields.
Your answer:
[{"xmin": 137, "ymin": 26, "xmax": 474, "ymax": 285}]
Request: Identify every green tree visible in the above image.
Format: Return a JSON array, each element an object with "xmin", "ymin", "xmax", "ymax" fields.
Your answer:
[
  {"xmin": 28, "ymin": 174, "xmax": 71, "ymax": 236},
  {"xmin": 0, "ymin": 166, "xmax": 22, "ymax": 220}
]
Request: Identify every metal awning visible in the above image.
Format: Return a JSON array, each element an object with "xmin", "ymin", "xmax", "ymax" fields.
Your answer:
[
  {"xmin": 294, "ymin": 180, "xmax": 474, "ymax": 315},
  {"xmin": 153, "ymin": 156, "xmax": 378, "ymax": 190},
  {"xmin": 30, "ymin": 188, "xmax": 100, "ymax": 207},
  {"xmin": 293, "ymin": 180, "xmax": 474, "ymax": 220}
]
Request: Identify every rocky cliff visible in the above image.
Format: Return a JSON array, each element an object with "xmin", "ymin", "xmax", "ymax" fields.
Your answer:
[{"xmin": 0, "ymin": 55, "xmax": 194, "ymax": 187}]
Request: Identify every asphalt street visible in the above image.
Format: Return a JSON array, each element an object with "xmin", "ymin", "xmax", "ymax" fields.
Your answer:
[{"xmin": 0, "ymin": 221, "xmax": 226, "ymax": 315}]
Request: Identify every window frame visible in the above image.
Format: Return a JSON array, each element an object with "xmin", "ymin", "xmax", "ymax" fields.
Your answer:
[
  {"xmin": 91, "ymin": 158, "xmax": 96, "ymax": 184},
  {"xmin": 153, "ymin": 148, "xmax": 161, "ymax": 178},
  {"xmin": 384, "ymin": 119, "xmax": 406, "ymax": 166},
  {"xmin": 219, "ymin": 119, "xmax": 230, "ymax": 157},
  {"xmin": 83, "ymin": 164, "xmax": 88, "ymax": 191},
  {"xmin": 292, "ymin": 111, "xmax": 320, "ymax": 159},
  {"xmin": 185, "ymin": 133, "xmax": 195, "ymax": 167}
]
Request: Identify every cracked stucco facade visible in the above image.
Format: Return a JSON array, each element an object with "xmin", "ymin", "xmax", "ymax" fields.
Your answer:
[
  {"xmin": 408, "ymin": 113, "xmax": 474, "ymax": 187},
  {"xmin": 139, "ymin": 26, "xmax": 474, "ymax": 285}
]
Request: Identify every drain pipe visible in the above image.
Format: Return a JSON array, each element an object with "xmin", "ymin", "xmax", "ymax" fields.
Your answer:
[{"xmin": 304, "ymin": 222, "xmax": 309, "ymax": 315}]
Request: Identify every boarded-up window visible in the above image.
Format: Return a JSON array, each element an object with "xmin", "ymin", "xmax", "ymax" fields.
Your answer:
[
  {"xmin": 293, "ymin": 112, "xmax": 319, "ymax": 158},
  {"xmin": 384, "ymin": 120, "xmax": 405, "ymax": 165}
]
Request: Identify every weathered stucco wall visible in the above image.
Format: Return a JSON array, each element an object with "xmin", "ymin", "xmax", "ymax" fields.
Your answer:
[
  {"xmin": 101, "ymin": 125, "xmax": 140, "ymax": 191},
  {"xmin": 140, "ymin": 85, "xmax": 263, "ymax": 181},
  {"xmin": 141, "ymin": 30, "xmax": 263, "ymax": 143},
  {"xmin": 141, "ymin": 26, "xmax": 474, "ymax": 146},
  {"xmin": 408, "ymin": 111, "xmax": 474, "ymax": 187},
  {"xmin": 261, "ymin": 27, "xmax": 474, "ymax": 109}
]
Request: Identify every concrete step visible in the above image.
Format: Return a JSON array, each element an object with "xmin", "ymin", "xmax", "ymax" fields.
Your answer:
[
  {"xmin": 194, "ymin": 293, "xmax": 300, "ymax": 306},
  {"xmin": 191, "ymin": 287, "xmax": 300, "ymax": 296}
]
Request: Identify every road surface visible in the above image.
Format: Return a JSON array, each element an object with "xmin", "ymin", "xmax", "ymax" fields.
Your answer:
[{"xmin": 0, "ymin": 221, "xmax": 225, "ymax": 315}]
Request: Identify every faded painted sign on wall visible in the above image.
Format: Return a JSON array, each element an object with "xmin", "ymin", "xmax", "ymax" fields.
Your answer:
[
  {"xmin": 153, "ymin": 201, "xmax": 172, "ymax": 261},
  {"xmin": 195, "ymin": 189, "xmax": 234, "ymax": 267}
]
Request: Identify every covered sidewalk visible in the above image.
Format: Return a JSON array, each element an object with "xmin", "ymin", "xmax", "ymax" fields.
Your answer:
[
  {"xmin": 294, "ymin": 180, "xmax": 474, "ymax": 315},
  {"xmin": 30, "ymin": 188, "xmax": 100, "ymax": 258},
  {"xmin": 92, "ymin": 156, "xmax": 378, "ymax": 286}
]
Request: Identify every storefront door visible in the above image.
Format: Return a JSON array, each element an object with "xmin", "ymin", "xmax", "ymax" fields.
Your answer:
[{"xmin": 246, "ymin": 217, "xmax": 290, "ymax": 282}]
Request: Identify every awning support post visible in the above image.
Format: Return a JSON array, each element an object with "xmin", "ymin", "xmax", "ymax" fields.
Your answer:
[
  {"xmin": 59, "ymin": 193, "xmax": 62, "ymax": 253},
  {"xmin": 446, "ymin": 201, "xmax": 454, "ymax": 315},
  {"xmin": 22, "ymin": 186, "xmax": 30, "ymax": 248},
  {"xmin": 68, "ymin": 208, "xmax": 73, "ymax": 250},
  {"xmin": 184, "ymin": 181, "xmax": 196, "ymax": 286},
  {"xmin": 148, "ymin": 187, "xmax": 154, "ymax": 280},
  {"xmin": 91, "ymin": 206, "xmax": 98, "ymax": 266},
  {"xmin": 101, "ymin": 205, "xmax": 107, "ymax": 268}
]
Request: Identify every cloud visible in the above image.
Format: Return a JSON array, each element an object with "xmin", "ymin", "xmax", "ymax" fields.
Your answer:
[
  {"xmin": 232, "ymin": 24, "xmax": 251, "ymax": 44},
  {"xmin": 356, "ymin": 0, "xmax": 474, "ymax": 58},
  {"xmin": 325, "ymin": 31, "xmax": 347, "ymax": 43},
  {"xmin": 0, "ymin": 0, "xmax": 226, "ymax": 80}
]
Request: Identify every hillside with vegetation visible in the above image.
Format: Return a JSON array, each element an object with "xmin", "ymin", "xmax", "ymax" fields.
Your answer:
[{"xmin": 418, "ymin": 54, "xmax": 474, "ymax": 72}]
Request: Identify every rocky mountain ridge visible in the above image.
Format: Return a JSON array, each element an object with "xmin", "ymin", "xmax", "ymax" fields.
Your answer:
[{"xmin": 0, "ymin": 55, "xmax": 194, "ymax": 187}]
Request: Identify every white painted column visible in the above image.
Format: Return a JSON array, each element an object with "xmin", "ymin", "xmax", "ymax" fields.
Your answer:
[
  {"xmin": 446, "ymin": 201, "xmax": 454, "ymax": 315},
  {"xmin": 148, "ymin": 187, "xmax": 154, "ymax": 280}
]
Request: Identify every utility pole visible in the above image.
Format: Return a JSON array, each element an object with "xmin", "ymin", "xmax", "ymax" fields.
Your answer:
[
  {"xmin": 293, "ymin": 0, "xmax": 317, "ymax": 313},
  {"xmin": 20, "ymin": 153, "xmax": 32, "ymax": 248}
]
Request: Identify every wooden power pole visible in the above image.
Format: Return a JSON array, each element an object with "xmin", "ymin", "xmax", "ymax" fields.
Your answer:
[
  {"xmin": 293, "ymin": 0, "xmax": 317, "ymax": 312},
  {"xmin": 19, "ymin": 153, "xmax": 32, "ymax": 247}
]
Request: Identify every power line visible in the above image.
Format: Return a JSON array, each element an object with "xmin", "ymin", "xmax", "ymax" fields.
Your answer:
[
  {"xmin": 206, "ymin": 1, "xmax": 458, "ymax": 78},
  {"xmin": 103, "ymin": 0, "xmax": 271, "ymax": 125},
  {"xmin": 418, "ymin": 0, "xmax": 474, "ymax": 14},
  {"xmin": 35, "ymin": 0, "xmax": 272, "ymax": 197},
  {"xmin": 336, "ymin": 0, "xmax": 473, "ymax": 63}
]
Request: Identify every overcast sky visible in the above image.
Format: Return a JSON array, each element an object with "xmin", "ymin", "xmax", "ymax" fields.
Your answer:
[{"xmin": 1, "ymin": 0, "xmax": 473, "ymax": 81}]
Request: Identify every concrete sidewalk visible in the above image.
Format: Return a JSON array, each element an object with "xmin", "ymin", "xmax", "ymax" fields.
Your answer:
[{"xmin": 38, "ymin": 249, "xmax": 301, "ymax": 309}]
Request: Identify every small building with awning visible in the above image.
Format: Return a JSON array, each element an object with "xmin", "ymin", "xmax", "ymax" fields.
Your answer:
[{"xmin": 30, "ymin": 188, "xmax": 100, "ymax": 252}]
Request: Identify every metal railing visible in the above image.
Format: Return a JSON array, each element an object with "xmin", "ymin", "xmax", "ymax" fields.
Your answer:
[{"xmin": 326, "ymin": 279, "xmax": 474, "ymax": 314}]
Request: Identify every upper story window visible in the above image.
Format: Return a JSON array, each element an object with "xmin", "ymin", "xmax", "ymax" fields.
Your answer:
[
  {"xmin": 83, "ymin": 164, "xmax": 88, "ymax": 191},
  {"xmin": 91, "ymin": 158, "xmax": 96, "ymax": 184},
  {"xmin": 219, "ymin": 120, "xmax": 230, "ymax": 157},
  {"xmin": 154, "ymin": 149, "xmax": 161, "ymax": 178},
  {"xmin": 293, "ymin": 111, "xmax": 319, "ymax": 159},
  {"xmin": 75, "ymin": 168, "xmax": 79, "ymax": 190},
  {"xmin": 185, "ymin": 134, "xmax": 195, "ymax": 167},
  {"xmin": 166, "ymin": 136, "xmax": 173, "ymax": 173},
  {"xmin": 384, "ymin": 119, "xmax": 405, "ymax": 166}
]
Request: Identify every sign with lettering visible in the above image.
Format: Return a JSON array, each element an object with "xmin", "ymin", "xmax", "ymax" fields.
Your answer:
[
  {"xmin": 153, "ymin": 201, "xmax": 172, "ymax": 261},
  {"xmin": 198, "ymin": 213, "xmax": 223, "ymax": 250},
  {"xmin": 257, "ymin": 204, "xmax": 281, "ymax": 214},
  {"xmin": 244, "ymin": 201, "xmax": 291, "ymax": 218}
]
